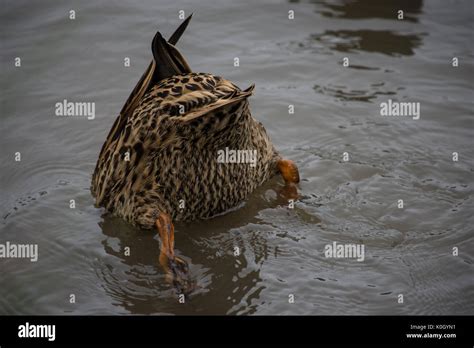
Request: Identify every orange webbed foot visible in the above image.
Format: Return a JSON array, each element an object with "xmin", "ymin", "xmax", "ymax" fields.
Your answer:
[
  {"xmin": 278, "ymin": 159, "xmax": 300, "ymax": 184},
  {"xmin": 277, "ymin": 159, "xmax": 300, "ymax": 201},
  {"xmin": 156, "ymin": 213, "xmax": 195, "ymax": 295}
]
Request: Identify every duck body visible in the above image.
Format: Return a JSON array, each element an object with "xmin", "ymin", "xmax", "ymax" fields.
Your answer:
[
  {"xmin": 91, "ymin": 15, "xmax": 299, "ymax": 291},
  {"xmin": 92, "ymin": 72, "xmax": 280, "ymax": 229}
]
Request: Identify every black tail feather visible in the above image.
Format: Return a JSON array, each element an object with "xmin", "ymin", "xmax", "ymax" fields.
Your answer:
[
  {"xmin": 168, "ymin": 13, "xmax": 193, "ymax": 45},
  {"xmin": 151, "ymin": 31, "xmax": 192, "ymax": 81},
  {"xmin": 98, "ymin": 15, "xmax": 194, "ymax": 152}
]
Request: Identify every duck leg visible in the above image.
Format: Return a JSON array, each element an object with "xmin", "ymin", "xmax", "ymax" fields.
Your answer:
[
  {"xmin": 277, "ymin": 159, "xmax": 300, "ymax": 200},
  {"xmin": 156, "ymin": 213, "xmax": 191, "ymax": 292}
]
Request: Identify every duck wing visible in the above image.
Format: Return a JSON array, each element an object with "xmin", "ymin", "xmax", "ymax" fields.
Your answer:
[
  {"xmin": 174, "ymin": 83, "xmax": 255, "ymax": 123},
  {"xmin": 130, "ymin": 73, "xmax": 255, "ymax": 135}
]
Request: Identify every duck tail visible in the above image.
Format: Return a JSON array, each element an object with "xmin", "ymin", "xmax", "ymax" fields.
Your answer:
[
  {"xmin": 151, "ymin": 13, "xmax": 193, "ymax": 81},
  {"xmin": 96, "ymin": 14, "xmax": 195, "ymax": 165},
  {"xmin": 151, "ymin": 31, "xmax": 192, "ymax": 81},
  {"xmin": 168, "ymin": 13, "xmax": 193, "ymax": 45}
]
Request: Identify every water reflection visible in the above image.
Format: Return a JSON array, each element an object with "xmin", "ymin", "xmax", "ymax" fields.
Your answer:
[
  {"xmin": 313, "ymin": 83, "xmax": 401, "ymax": 103},
  {"xmin": 312, "ymin": 0, "xmax": 423, "ymax": 22},
  {"xmin": 296, "ymin": 1, "xmax": 426, "ymax": 103},
  {"xmin": 311, "ymin": 30, "xmax": 424, "ymax": 57},
  {"xmin": 95, "ymin": 180, "xmax": 299, "ymax": 314},
  {"xmin": 97, "ymin": 216, "xmax": 173, "ymax": 314},
  {"xmin": 288, "ymin": 0, "xmax": 425, "ymax": 57}
]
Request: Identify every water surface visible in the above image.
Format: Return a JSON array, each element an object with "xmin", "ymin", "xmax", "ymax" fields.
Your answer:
[{"xmin": 1, "ymin": 0, "xmax": 473, "ymax": 315}]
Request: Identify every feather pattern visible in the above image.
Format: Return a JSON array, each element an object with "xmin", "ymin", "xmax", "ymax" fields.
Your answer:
[{"xmin": 91, "ymin": 17, "xmax": 281, "ymax": 229}]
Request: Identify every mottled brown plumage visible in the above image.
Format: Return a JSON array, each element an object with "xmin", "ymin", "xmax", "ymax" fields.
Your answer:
[
  {"xmin": 91, "ymin": 71, "xmax": 280, "ymax": 228},
  {"xmin": 91, "ymin": 15, "xmax": 299, "ymax": 289}
]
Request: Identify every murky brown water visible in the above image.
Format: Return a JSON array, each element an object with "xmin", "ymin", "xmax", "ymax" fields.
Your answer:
[{"xmin": 1, "ymin": 0, "xmax": 473, "ymax": 315}]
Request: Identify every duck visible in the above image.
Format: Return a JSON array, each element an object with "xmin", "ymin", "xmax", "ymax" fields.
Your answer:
[{"xmin": 91, "ymin": 14, "xmax": 300, "ymax": 290}]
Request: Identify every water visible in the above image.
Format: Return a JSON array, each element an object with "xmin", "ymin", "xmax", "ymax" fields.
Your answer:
[{"xmin": 1, "ymin": 0, "xmax": 473, "ymax": 315}]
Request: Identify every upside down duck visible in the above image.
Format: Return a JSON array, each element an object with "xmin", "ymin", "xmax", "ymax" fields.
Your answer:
[{"xmin": 91, "ymin": 14, "xmax": 300, "ymax": 291}]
